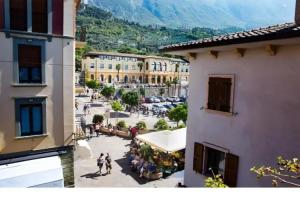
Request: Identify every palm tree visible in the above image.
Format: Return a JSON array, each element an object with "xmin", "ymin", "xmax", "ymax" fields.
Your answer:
[
  {"xmin": 138, "ymin": 62, "xmax": 144, "ymax": 83},
  {"xmin": 165, "ymin": 80, "xmax": 171, "ymax": 97},
  {"xmin": 116, "ymin": 64, "xmax": 121, "ymax": 82}
]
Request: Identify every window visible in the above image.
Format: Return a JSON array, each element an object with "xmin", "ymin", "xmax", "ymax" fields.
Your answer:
[
  {"xmin": 108, "ymin": 64, "xmax": 113, "ymax": 69},
  {"xmin": 146, "ymin": 62, "xmax": 149, "ymax": 70},
  {"xmin": 186, "ymin": 68, "xmax": 189, "ymax": 73},
  {"xmin": 90, "ymin": 63, "xmax": 94, "ymax": 68},
  {"xmin": 32, "ymin": 0, "xmax": 48, "ymax": 33},
  {"xmin": 100, "ymin": 64, "xmax": 104, "ymax": 69},
  {"xmin": 125, "ymin": 65, "xmax": 128, "ymax": 70},
  {"xmin": 132, "ymin": 65, "xmax": 136, "ymax": 70},
  {"xmin": 99, "ymin": 55, "xmax": 104, "ymax": 60},
  {"xmin": 91, "ymin": 74, "xmax": 94, "ymax": 80},
  {"xmin": 10, "ymin": 0, "xmax": 27, "ymax": 31},
  {"xmin": 207, "ymin": 76, "xmax": 234, "ymax": 113},
  {"xmin": 193, "ymin": 143, "xmax": 239, "ymax": 187},
  {"xmin": 15, "ymin": 98, "xmax": 46, "ymax": 137},
  {"xmin": 18, "ymin": 45, "xmax": 42, "ymax": 83}
]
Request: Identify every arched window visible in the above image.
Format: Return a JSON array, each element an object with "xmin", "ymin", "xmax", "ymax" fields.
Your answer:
[
  {"xmin": 152, "ymin": 62, "xmax": 157, "ymax": 71},
  {"xmin": 157, "ymin": 76, "xmax": 161, "ymax": 84},
  {"xmin": 164, "ymin": 63, "xmax": 167, "ymax": 71},
  {"xmin": 91, "ymin": 74, "xmax": 94, "ymax": 80},
  {"xmin": 124, "ymin": 75, "xmax": 128, "ymax": 83},
  {"xmin": 152, "ymin": 75, "xmax": 156, "ymax": 84},
  {"xmin": 159, "ymin": 62, "xmax": 163, "ymax": 71},
  {"xmin": 108, "ymin": 75, "xmax": 112, "ymax": 83},
  {"xmin": 139, "ymin": 76, "xmax": 143, "ymax": 83},
  {"xmin": 100, "ymin": 74, "xmax": 104, "ymax": 82},
  {"xmin": 163, "ymin": 76, "xmax": 166, "ymax": 83},
  {"xmin": 145, "ymin": 75, "xmax": 149, "ymax": 84}
]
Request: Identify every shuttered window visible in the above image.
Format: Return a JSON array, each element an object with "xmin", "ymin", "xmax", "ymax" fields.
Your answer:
[
  {"xmin": 18, "ymin": 45, "xmax": 42, "ymax": 83},
  {"xmin": 207, "ymin": 77, "xmax": 232, "ymax": 112},
  {"xmin": 10, "ymin": 0, "xmax": 27, "ymax": 31},
  {"xmin": 32, "ymin": 0, "xmax": 48, "ymax": 33},
  {"xmin": 224, "ymin": 153, "xmax": 239, "ymax": 187},
  {"xmin": 193, "ymin": 143, "xmax": 204, "ymax": 174}
]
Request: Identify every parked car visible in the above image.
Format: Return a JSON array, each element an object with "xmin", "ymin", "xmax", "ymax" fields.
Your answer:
[
  {"xmin": 167, "ymin": 96, "xmax": 180, "ymax": 102},
  {"xmin": 163, "ymin": 104, "xmax": 175, "ymax": 110},
  {"xmin": 152, "ymin": 105, "xmax": 168, "ymax": 112},
  {"xmin": 144, "ymin": 97, "xmax": 154, "ymax": 103},
  {"xmin": 179, "ymin": 96, "xmax": 187, "ymax": 102},
  {"xmin": 150, "ymin": 96, "xmax": 161, "ymax": 103},
  {"xmin": 156, "ymin": 96, "xmax": 166, "ymax": 102}
]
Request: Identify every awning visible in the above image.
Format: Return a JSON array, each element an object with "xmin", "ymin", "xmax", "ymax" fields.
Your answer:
[
  {"xmin": 0, "ymin": 156, "xmax": 64, "ymax": 188},
  {"xmin": 136, "ymin": 128, "xmax": 186, "ymax": 153}
]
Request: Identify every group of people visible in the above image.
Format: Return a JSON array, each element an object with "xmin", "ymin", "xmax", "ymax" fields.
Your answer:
[{"xmin": 97, "ymin": 153, "xmax": 112, "ymax": 175}]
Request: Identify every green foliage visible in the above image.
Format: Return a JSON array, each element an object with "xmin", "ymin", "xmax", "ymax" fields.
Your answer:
[
  {"xmin": 122, "ymin": 91, "xmax": 139, "ymax": 107},
  {"xmin": 86, "ymin": 80, "xmax": 99, "ymax": 89},
  {"xmin": 159, "ymin": 88, "xmax": 165, "ymax": 96},
  {"xmin": 154, "ymin": 119, "xmax": 169, "ymax": 130},
  {"xmin": 136, "ymin": 121, "xmax": 147, "ymax": 130},
  {"xmin": 92, "ymin": 114, "xmax": 104, "ymax": 124},
  {"xmin": 139, "ymin": 144, "xmax": 153, "ymax": 161},
  {"xmin": 75, "ymin": 45, "xmax": 92, "ymax": 71},
  {"xmin": 251, "ymin": 156, "xmax": 300, "ymax": 187},
  {"xmin": 76, "ymin": 5, "xmax": 238, "ymax": 54},
  {"xmin": 178, "ymin": 123, "xmax": 186, "ymax": 129},
  {"xmin": 118, "ymin": 88, "xmax": 125, "ymax": 96},
  {"xmin": 111, "ymin": 100, "xmax": 123, "ymax": 112},
  {"xmin": 139, "ymin": 87, "xmax": 145, "ymax": 97},
  {"xmin": 168, "ymin": 104, "xmax": 188, "ymax": 127},
  {"xmin": 205, "ymin": 175, "xmax": 228, "ymax": 188},
  {"xmin": 116, "ymin": 120, "xmax": 127, "ymax": 128},
  {"xmin": 101, "ymin": 86, "xmax": 115, "ymax": 100}
]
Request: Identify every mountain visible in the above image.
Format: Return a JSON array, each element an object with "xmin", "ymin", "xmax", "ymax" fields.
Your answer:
[
  {"xmin": 76, "ymin": 5, "xmax": 242, "ymax": 54},
  {"xmin": 86, "ymin": 0, "xmax": 295, "ymax": 29}
]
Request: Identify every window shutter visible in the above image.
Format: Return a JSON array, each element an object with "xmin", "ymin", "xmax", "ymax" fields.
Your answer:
[
  {"xmin": 18, "ymin": 45, "xmax": 41, "ymax": 67},
  {"xmin": 220, "ymin": 78, "xmax": 232, "ymax": 112},
  {"xmin": 193, "ymin": 143, "xmax": 204, "ymax": 174},
  {"xmin": 52, "ymin": 0, "xmax": 64, "ymax": 35},
  {"xmin": 32, "ymin": 0, "xmax": 48, "ymax": 33},
  {"xmin": 10, "ymin": 0, "xmax": 27, "ymax": 31},
  {"xmin": 224, "ymin": 153, "xmax": 239, "ymax": 187},
  {"xmin": 0, "ymin": 0, "xmax": 4, "ymax": 29},
  {"xmin": 207, "ymin": 77, "xmax": 218, "ymax": 110}
]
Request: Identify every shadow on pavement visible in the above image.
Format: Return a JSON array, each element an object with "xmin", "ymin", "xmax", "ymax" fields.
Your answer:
[
  {"xmin": 90, "ymin": 103, "xmax": 104, "ymax": 108},
  {"xmin": 80, "ymin": 171, "xmax": 102, "ymax": 180},
  {"xmin": 114, "ymin": 156, "xmax": 158, "ymax": 185},
  {"xmin": 110, "ymin": 112, "xmax": 130, "ymax": 119}
]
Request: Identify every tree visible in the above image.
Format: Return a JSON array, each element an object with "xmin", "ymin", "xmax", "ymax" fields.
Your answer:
[
  {"xmin": 117, "ymin": 120, "xmax": 127, "ymax": 129},
  {"xmin": 92, "ymin": 114, "xmax": 104, "ymax": 124},
  {"xmin": 75, "ymin": 45, "xmax": 91, "ymax": 72},
  {"xmin": 205, "ymin": 174, "xmax": 228, "ymax": 188},
  {"xmin": 136, "ymin": 121, "xmax": 147, "ymax": 130},
  {"xmin": 86, "ymin": 80, "xmax": 99, "ymax": 89},
  {"xmin": 165, "ymin": 81, "xmax": 172, "ymax": 96},
  {"xmin": 122, "ymin": 91, "xmax": 139, "ymax": 111},
  {"xmin": 139, "ymin": 87, "xmax": 145, "ymax": 97},
  {"xmin": 159, "ymin": 88, "xmax": 165, "ymax": 96},
  {"xmin": 168, "ymin": 104, "xmax": 188, "ymax": 127},
  {"xmin": 154, "ymin": 119, "xmax": 169, "ymax": 130},
  {"xmin": 116, "ymin": 64, "xmax": 121, "ymax": 82},
  {"xmin": 111, "ymin": 100, "xmax": 124, "ymax": 122},
  {"xmin": 251, "ymin": 156, "xmax": 300, "ymax": 187},
  {"xmin": 172, "ymin": 77, "xmax": 179, "ymax": 96},
  {"xmin": 101, "ymin": 86, "xmax": 115, "ymax": 101}
]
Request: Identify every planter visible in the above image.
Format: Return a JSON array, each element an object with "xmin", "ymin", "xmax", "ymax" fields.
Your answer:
[
  {"xmin": 115, "ymin": 130, "xmax": 131, "ymax": 139},
  {"xmin": 100, "ymin": 127, "xmax": 110, "ymax": 135},
  {"xmin": 138, "ymin": 129, "xmax": 148, "ymax": 135}
]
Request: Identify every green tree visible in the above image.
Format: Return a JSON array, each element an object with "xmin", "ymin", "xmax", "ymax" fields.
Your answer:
[
  {"xmin": 165, "ymin": 81, "xmax": 172, "ymax": 96},
  {"xmin": 92, "ymin": 114, "xmax": 104, "ymax": 124},
  {"xmin": 117, "ymin": 120, "xmax": 127, "ymax": 129},
  {"xmin": 139, "ymin": 144, "xmax": 153, "ymax": 161},
  {"xmin": 116, "ymin": 64, "xmax": 121, "ymax": 82},
  {"xmin": 86, "ymin": 80, "xmax": 99, "ymax": 89},
  {"xmin": 75, "ymin": 45, "xmax": 92, "ymax": 72},
  {"xmin": 118, "ymin": 88, "xmax": 125, "ymax": 97},
  {"xmin": 101, "ymin": 86, "xmax": 115, "ymax": 101},
  {"xmin": 111, "ymin": 100, "xmax": 124, "ymax": 122},
  {"xmin": 154, "ymin": 119, "xmax": 169, "ymax": 130},
  {"xmin": 122, "ymin": 91, "xmax": 139, "ymax": 111},
  {"xmin": 251, "ymin": 156, "xmax": 300, "ymax": 187},
  {"xmin": 168, "ymin": 104, "xmax": 188, "ymax": 127},
  {"xmin": 139, "ymin": 87, "xmax": 145, "ymax": 97},
  {"xmin": 159, "ymin": 88, "xmax": 165, "ymax": 96},
  {"xmin": 172, "ymin": 77, "xmax": 179, "ymax": 96},
  {"xmin": 136, "ymin": 121, "xmax": 147, "ymax": 130}
]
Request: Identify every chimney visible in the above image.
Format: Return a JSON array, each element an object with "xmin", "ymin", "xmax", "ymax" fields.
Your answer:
[{"xmin": 295, "ymin": 0, "xmax": 300, "ymax": 24}]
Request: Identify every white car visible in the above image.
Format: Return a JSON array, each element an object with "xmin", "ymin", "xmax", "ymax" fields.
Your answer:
[{"xmin": 152, "ymin": 105, "xmax": 168, "ymax": 112}]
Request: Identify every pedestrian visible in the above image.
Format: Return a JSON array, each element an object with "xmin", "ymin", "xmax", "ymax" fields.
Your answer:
[
  {"xmin": 83, "ymin": 104, "xmax": 87, "ymax": 115},
  {"xmin": 75, "ymin": 101, "xmax": 79, "ymax": 110},
  {"xmin": 97, "ymin": 153, "xmax": 104, "ymax": 175},
  {"xmin": 105, "ymin": 153, "xmax": 112, "ymax": 174},
  {"xmin": 87, "ymin": 104, "xmax": 91, "ymax": 115},
  {"xmin": 89, "ymin": 125, "xmax": 94, "ymax": 139},
  {"xmin": 95, "ymin": 123, "xmax": 100, "ymax": 137},
  {"xmin": 131, "ymin": 126, "xmax": 138, "ymax": 140}
]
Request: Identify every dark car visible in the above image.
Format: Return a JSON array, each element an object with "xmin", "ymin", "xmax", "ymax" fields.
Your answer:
[
  {"xmin": 179, "ymin": 96, "xmax": 187, "ymax": 102},
  {"xmin": 144, "ymin": 97, "xmax": 153, "ymax": 103}
]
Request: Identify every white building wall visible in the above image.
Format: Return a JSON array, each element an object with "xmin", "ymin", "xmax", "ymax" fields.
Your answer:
[{"xmin": 185, "ymin": 43, "xmax": 300, "ymax": 187}]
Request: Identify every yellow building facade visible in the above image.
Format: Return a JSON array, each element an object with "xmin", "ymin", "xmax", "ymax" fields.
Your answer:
[{"xmin": 82, "ymin": 52, "xmax": 190, "ymax": 85}]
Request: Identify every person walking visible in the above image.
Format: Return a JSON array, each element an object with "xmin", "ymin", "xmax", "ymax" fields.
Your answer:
[
  {"xmin": 75, "ymin": 101, "xmax": 79, "ymax": 110},
  {"xmin": 97, "ymin": 153, "xmax": 105, "ymax": 175},
  {"xmin": 105, "ymin": 153, "xmax": 112, "ymax": 174}
]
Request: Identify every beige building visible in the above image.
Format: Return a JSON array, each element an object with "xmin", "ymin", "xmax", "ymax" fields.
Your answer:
[
  {"xmin": 82, "ymin": 51, "xmax": 190, "ymax": 85},
  {"xmin": 161, "ymin": 1, "xmax": 300, "ymax": 187},
  {"xmin": 0, "ymin": 0, "xmax": 80, "ymax": 187}
]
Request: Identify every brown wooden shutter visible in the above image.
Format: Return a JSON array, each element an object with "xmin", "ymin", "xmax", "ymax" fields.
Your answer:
[
  {"xmin": 32, "ymin": 0, "xmax": 48, "ymax": 33},
  {"xmin": 10, "ymin": 0, "xmax": 27, "ymax": 31},
  {"xmin": 220, "ymin": 78, "xmax": 232, "ymax": 112},
  {"xmin": 18, "ymin": 45, "xmax": 41, "ymax": 67},
  {"xmin": 193, "ymin": 143, "xmax": 204, "ymax": 174},
  {"xmin": 207, "ymin": 77, "xmax": 218, "ymax": 110},
  {"xmin": 0, "ymin": 0, "xmax": 4, "ymax": 29},
  {"xmin": 52, "ymin": 0, "xmax": 64, "ymax": 35},
  {"xmin": 224, "ymin": 153, "xmax": 239, "ymax": 187}
]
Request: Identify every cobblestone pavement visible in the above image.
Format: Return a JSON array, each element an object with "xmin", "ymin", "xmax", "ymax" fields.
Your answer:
[{"xmin": 74, "ymin": 94, "xmax": 183, "ymax": 187}]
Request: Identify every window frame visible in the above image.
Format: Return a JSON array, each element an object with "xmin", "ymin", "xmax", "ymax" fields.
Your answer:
[
  {"xmin": 13, "ymin": 38, "xmax": 46, "ymax": 85},
  {"xmin": 15, "ymin": 97, "xmax": 47, "ymax": 138},
  {"xmin": 205, "ymin": 74, "xmax": 235, "ymax": 115}
]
